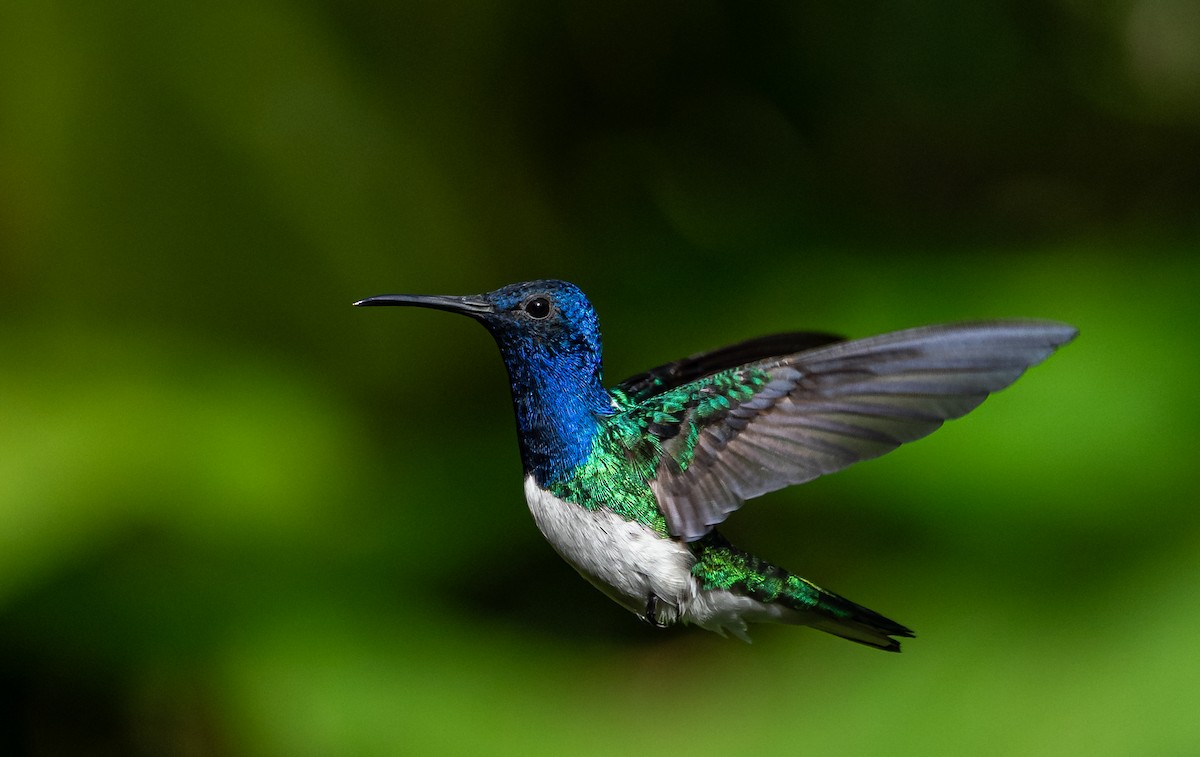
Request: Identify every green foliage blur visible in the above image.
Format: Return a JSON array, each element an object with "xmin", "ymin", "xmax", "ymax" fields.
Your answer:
[{"xmin": 2, "ymin": 2, "xmax": 1198, "ymax": 755}]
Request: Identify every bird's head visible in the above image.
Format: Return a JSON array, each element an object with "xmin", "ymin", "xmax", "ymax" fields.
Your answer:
[{"xmin": 357, "ymin": 280, "xmax": 612, "ymax": 479}]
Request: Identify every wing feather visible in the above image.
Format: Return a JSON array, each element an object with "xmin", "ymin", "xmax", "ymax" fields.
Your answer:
[
  {"xmin": 638, "ymin": 321, "xmax": 1076, "ymax": 540},
  {"xmin": 615, "ymin": 332, "xmax": 845, "ymax": 403}
]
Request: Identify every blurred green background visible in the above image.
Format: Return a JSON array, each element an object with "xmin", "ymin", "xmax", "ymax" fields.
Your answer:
[{"xmin": 2, "ymin": 1, "xmax": 1198, "ymax": 755}]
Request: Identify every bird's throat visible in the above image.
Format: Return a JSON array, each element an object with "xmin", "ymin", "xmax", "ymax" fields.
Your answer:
[{"xmin": 502, "ymin": 355, "xmax": 613, "ymax": 486}]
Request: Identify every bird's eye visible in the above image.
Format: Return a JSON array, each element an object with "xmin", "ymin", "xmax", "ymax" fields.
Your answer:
[{"xmin": 523, "ymin": 296, "xmax": 551, "ymax": 319}]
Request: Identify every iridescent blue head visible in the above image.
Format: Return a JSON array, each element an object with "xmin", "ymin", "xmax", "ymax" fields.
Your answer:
[{"xmin": 355, "ymin": 280, "xmax": 613, "ymax": 484}]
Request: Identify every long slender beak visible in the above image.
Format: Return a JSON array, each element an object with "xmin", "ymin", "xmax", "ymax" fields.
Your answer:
[{"xmin": 353, "ymin": 293, "xmax": 494, "ymax": 317}]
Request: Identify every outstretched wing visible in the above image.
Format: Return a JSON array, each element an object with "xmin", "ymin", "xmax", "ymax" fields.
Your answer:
[
  {"xmin": 622, "ymin": 321, "xmax": 1077, "ymax": 541},
  {"xmin": 614, "ymin": 332, "xmax": 846, "ymax": 405}
]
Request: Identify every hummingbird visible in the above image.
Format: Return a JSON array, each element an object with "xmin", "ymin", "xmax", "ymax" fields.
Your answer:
[{"xmin": 356, "ymin": 280, "xmax": 1075, "ymax": 651}]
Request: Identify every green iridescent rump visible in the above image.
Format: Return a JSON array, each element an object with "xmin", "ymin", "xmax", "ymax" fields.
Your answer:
[
  {"xmin": 688, "ymin": 534, "xmax": 847, "ymax": 617},
  {"xmin": 547, "ymin": 366, "xmax": 773, "ymax": 537}
]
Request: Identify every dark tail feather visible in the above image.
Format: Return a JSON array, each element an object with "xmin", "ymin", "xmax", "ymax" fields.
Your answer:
[
  {"xmin": 691, "ymin": 532, "xmax": 915, "ymax": 651},
  {"xmin": 801, "ymin": 586, "xmax": 915, "ymax": 652}
]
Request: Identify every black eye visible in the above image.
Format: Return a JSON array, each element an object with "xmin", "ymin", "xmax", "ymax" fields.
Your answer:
[{"xmin": 523, "ymin": 296, "xmax": 551, "ymax": 319}]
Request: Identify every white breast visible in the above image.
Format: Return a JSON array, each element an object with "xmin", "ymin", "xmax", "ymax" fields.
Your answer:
[{"xmin": 522, "ymin": 476, "xmax": 696, "ymax": 623}]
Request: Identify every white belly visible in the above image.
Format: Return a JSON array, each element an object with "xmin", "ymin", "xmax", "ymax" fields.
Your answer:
[{"xmin": 522, "ymin": 476, "xmax": 790, "ymax": 638}]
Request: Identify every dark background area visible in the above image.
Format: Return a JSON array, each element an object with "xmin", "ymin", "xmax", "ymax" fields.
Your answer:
[{"xmin": 2, "ymin": 1, "xmax": 1197, "ymax": 754}]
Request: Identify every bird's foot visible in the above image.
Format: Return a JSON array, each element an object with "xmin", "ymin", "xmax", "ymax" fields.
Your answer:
[{"xmin": 644, "ymin": 595, "xmax": 669, "ymax": 628}]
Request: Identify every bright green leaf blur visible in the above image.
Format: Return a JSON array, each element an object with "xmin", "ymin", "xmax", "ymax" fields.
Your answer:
[{"xmin": 2, "ymin": 2, "xmax": 1198, "ymax": 755}]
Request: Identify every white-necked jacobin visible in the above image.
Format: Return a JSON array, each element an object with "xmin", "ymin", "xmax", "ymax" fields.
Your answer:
[{"xmin": 356, "ymin": 280, "xmax": 1075, "ymax": 651}]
